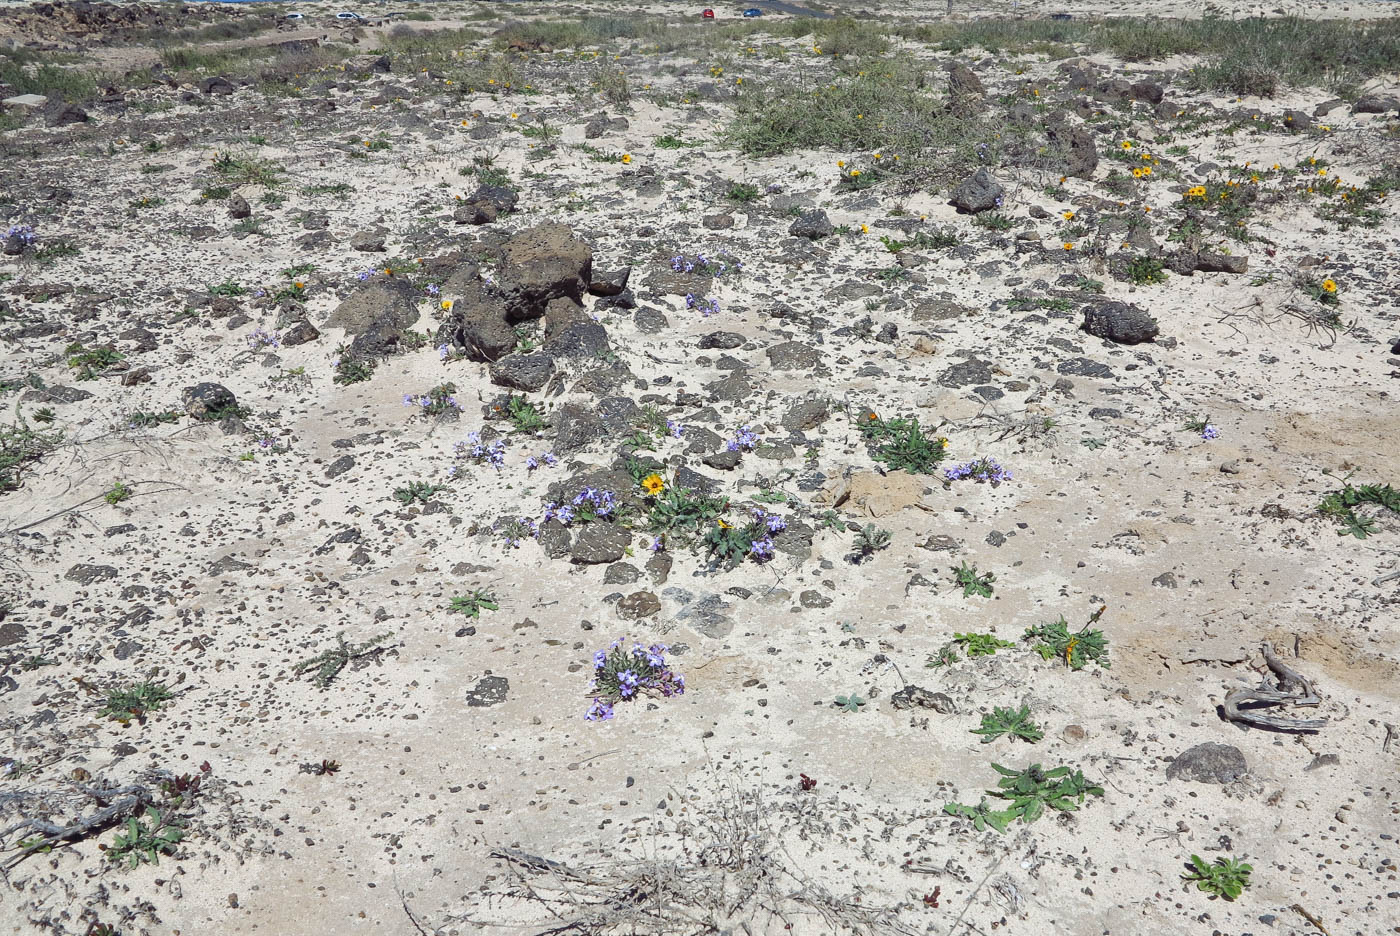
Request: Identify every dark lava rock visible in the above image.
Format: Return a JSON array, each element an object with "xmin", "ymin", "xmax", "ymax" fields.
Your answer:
[
  {"xmin": 65, "ymin": 563, "xmax": 117, "ymax": 585},
  {"xmin": 280, "ymin": 319, "xmax": 321, "ymax": 346},
  {"xmin": 782, "ymin": 399, "xmax": 829, "ymax": 432},
  {"xmin": 1195, "ymin": 251, "xmax": 1248, "ymax": 274},
  {"xmin": 465, "ymin": 675, "xmax": 509, "ymax": 707},
  {"xmin": 1082, "ymin": 301, "xmax": 1159, "ymax": 345},
  {"xmin": 938, "ymin": 357, "xmax": 992, "ymax": 388},
  {"xmin": 702, "ymin": 449, "xmax": 742, "ymax": 471},
  {"xmin": 324, "ymin": 454, "xmax": 356, "ymax": 479},
  {"xmin": 949, "ymin": 167, "xmax": 1003, "ymax": 214},
  {"xmin": 181, "ymin": 382, "xmax": 236, "ymax": 418},
  {"xmin": 324, "ymin": 278, "xmax": 421, "ymax": 335},
  {"xmin": 571, "ymin": 524, "xmax": 631, "ymax": 564},
  {"xmin": 489, "ymin": 353, "xmax": 555, "ymax": 392},
  {"xmin": 799, "ymin": 589, "xmax": 832, "ymax": 609},
  {"xmin": 350, "ymin": 230, "xmax": 386, "ymax": 252},
  {"xmin": 698, "ymin": 331, "xmax": 744, "ymax": 350},
  {"xmin": 788, "ymin": 210, "xmax": 834, "ymax": 240},
  {"xmin": 617, "ymin": 590, "xmax": 661, "ymax": 619},
  {"xmin": 1056, "ymin": 357, "xmax": 1114, "ymax": 379},
  {"xmin": 497, "ymin": 223, "xmax": 592, "ymax": 321},
  {"xmin": 766, "ymin": 341, "xmax": 820, "ymax": 370},
  {"xmin": 603, "ymin": 563, "xmax": 641, "ymax": 585},
  {"xmin": 1166, "ymin": 742, "xmax": 1247, "ymax": 784},
  {"xmin": 890, "ymin": 685, "xmax": 958, "ymax": 713},
  {"xmin": 589, "ymin": 266, "xmax": 631, "ymax": 297},
  {"xmin": 226, "ymin": 194, "xmax": 250, "ymax": 219}
]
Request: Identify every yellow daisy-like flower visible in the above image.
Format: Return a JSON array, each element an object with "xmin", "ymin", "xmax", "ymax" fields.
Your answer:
[
  {"xmin": 1120, "ymin": 141, "xmax": 1133, "ymax": 150},
  {"xmin": 510, "ymin": 113, "xmax": 519, "ymax": 119},
  {"xmin": 293, "ymin": 281, "xmax": 304, "ymax": 290},
  {"xmin": 1132, "ymin": 168, "xmax": 1144, "ymax": 178},
  {"xmin": 383, "ymin": 267, "xmax": 393, "ymax": 276},
  {"xmin": 441, "ymin": 299, "xmax": 454, "ymax": 311},
  {"xmin": 938, "ymin": 437, "xmax": 949, "ymax": 449},
  {"xmin": 621, "ymin": 153, "xmax": 632, "ymax": 164},
  {"xmin": 1320, "ymin": 278, "xmax": 1337, "ymax": 293},
  {"xmin": 837, "ymin": 160, "xmax": 846, "ymax": 168},
  {"xmin": 1140, "ymin": 153, "xmax": 1152, "ymax": 161},
  {"xmin": 717, "ymin": 518, "xmax": 730, "ymax": 530},
  {"xmin": 1063, "ymin": 242, "xmax": 1074, "ymax": 250},
  {"xmin": 641, "ymin": 474, "xmax": 666, "ymax": 496},
  {"xmin": 1318, "ymin": 168, "xmax": 1327, "ymax": 176},
  {"xmin": 872, "ymin": 152, "xmax": 882, "ymax": 160},
  {"xmin": 868, "ymin": 412, "xmax": 879, "ymax": 421},
  {"xmin": 1062, "ymin": 211, "xmax": 1075, "ymax": 220},
  {"xmin": 850, "ymin": 169, "xmax": 861, "ymax": 177}
]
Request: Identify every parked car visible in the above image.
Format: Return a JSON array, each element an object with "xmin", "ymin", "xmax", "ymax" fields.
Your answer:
[
  {"xmin": 743, "ymin": 8, "xmax": 764, "ymax": 16},
  {"xmin": 701, "ymin": 9, "xmax": 714, "ymax": 18},
  {"xmin": 335, "ymin": 12, "xmax": 363, "ymax": 21},
  {"xmin": 285, "ymin": 12, "xmax": 304, "ymax": 19}
]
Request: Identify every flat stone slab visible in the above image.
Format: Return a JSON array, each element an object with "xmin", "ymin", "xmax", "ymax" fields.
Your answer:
[{"xmin": 3, "ymin": 94, "xmax": 47, "ymax": 108}]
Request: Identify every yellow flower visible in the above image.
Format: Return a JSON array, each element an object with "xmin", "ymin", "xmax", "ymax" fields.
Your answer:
[
  {"xmin": 850, "ymin": 170, "xmax": 861, "ymax": 177},
  {"xmin": 621, "ymin": 153, "xmax": 632, "ymax": 164},
  {"xmin": 1062, "ymin": 211, "xmax": 1075, "ymax": 220},
  {"xmin": 872, "ymin": 152, "xmax": 882, "ymax": 159},
  {"xmin": 837, "ymin": 160, "xmax": 846, "ymax": 168},
  {"xmin": 383, "ymin": 268, "xmax": 393, "ymax": 276},
  {"xmin": 460, "ymin": 120, "xmax": 468, "ymax": 126},
  {"xmin": 1318, "ymin": 168, "xmax": 1327, "ymax": 176},
  {"xmin": 1120, "ymin": 141, "xmax": 1133, "ymax": 150},
  {"xmin": 293, "ymin": 281, "xmax": 304, "ymax": 290},
  {"xmin": 1132, "ymin": 168, "xmax": 1144, "ymax": 178},
  {"xmin": 1141, "ymin": 153, "xmax": 1152, "ymax": 160},
  {"xmin": 1063, "ymin": 242, "xmax": 1074, "ymax": 250},
  {"xmin": 510, "ymin": 113, "xmax": 518, "ymax": 119},
  {"xmin": 440, "ymin": 299, "xmax": 454, "ymax": 311},
  {"xmin": 717, "ymin": 518, "xmax": 730, "ymax": 530},
  {"xmin": 938, "ymin": 437, "xmax": 948, "ymax": 449},
  {"xmin": 859, "ymin": 223, "xmax": 869, "ymax": 234},
  {"xmin": 868, "ymin": 412, "xmax": 879, "ymax": 421},
  {"xmin": 641, "ymin": 474, "xmax": 666, "ymax": 495},
  {"xmin": 1321, "ymin": 278, "xmax": 1337, "ymax": 293}
]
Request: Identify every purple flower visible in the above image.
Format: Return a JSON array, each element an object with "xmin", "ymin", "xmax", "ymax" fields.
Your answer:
[
  {"xmin": 6, "ymin": 224, "xmax": 36, "ymax": 246},
  {"xmin": 525, "ymin": 455, "xmax": 539, "ymax": 471},
  {"xmin": 764, "ymin": 513, "xmax": 787, "ymax": 533},
  {"xmin": 438, "ymin": 343, "xmax": 450, "ymax": 361},
  {"xmin": 593, "ymin": 650, "xmax": 607, "ymax": 669},
  {"xmin": 749, "ymin": 537, "xmax": 774, "ymax": 561},
  {"xmin": 667, "ymin": 420, "xmax": 685, "ymax": 438},
  {"xmin": 543, "ymin": 452, "xmax": 557, "ymax": 466},
  {"xmin": 585, "ymin": 698, "xmax": 615, "ymax": 721},
  {"xmin": 649, "ymin": 536, "xmax": 664, "ymax": 552},
  {"xmin": 726, "ymin": 425, "xmax": 760, "ymax": 452},
  {"xmin": 402, "ymin": 393, "xmax": 416, "ymax": 406},
  {"xmin": 425, "ymin": 283, "xmax": 440, "ymax": 296},
  {"xmin": 944, "ymin": 458, "xmax": 1012, "ymax": 484},
  {"xmin": 1202, "ymin": 424, "xmax": 1219, "ymax": 440},
  {"xmin": 356, "ymin": 268, "xmax": 372, "ymax": 282}
]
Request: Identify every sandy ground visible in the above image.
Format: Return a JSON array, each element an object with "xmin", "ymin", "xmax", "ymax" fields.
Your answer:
[{"xmin": 1, "ymin": 1, "xmax": 1399, "ymax": 935}]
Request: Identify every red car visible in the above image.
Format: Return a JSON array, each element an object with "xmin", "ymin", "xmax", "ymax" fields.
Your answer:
[{"xmin": 702, "ymin": 9, "xmax": 714, "ymax": 18}]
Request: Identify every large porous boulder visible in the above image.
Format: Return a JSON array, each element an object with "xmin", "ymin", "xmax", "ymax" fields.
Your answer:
[
  {"xmin": 1046, "ymin": 113, "xmax": 1099, "ymax": 179},
  {"xmin": 1081, "ymin": 301, "xmax": 1159, "ymax": 345},
  {"xmin": 946, "ymin": 62, "xmax": 984, "ymax": 97},
  {"xmin": 788, "ymin": 210, "xmax": 834, "ymax": 240},
  {"xmin": 324, "ymin": 277, "xmax": 421, "ymax": 334},
  {"xmin": 949, "ymin": 168, "xmax": 1003, "ymax": 214},
  {"xmin": 1166, "ymin": 742, "xmax": 1247, "ymax": 784},
  {"xmin": 489, "ymin": 353, "xmax": 555, "ymax": 392},
  {"xmin": 436, "ymin": 283, "xmax": 516, "ymax": 362},
  {"xmin": 496, "ymin": 223, "xmax": 592, "ymax": 322}
]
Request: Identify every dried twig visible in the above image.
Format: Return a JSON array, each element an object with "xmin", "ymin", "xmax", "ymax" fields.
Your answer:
[
  {"xmin": 1222, "ymin": 642, "xmax": 1328, "ymax": 732},
  {"xmin": 0, "ymin": 784, "xmax": 151, "ymax": 870}
]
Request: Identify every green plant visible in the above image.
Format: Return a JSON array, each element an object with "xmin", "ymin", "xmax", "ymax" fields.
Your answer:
[
  {"xmin": 972, "ymin": 212, "xmax": 1014, "ymax": 231},
  {"xmin": 834, "ymin": 691, "xmax": 866, "ymax": 713},
  {"xmin": 1317, "ymin": 476, "xmax": 1400, "ymax": 539},
  {"xmin": 1182, "ymin": 854, "xmax": 1252, "ymax": 900},
  {"xmin": 1024, "ymin": 605, "xmax": 1111, "ymax": 670},
  {"xmin": 200, "ymin": 184, "xmax": 232, "ymax": 200},
  {"xmin": 31, "ymin": 407, "xmax": 56, "ymax": 424},
  {"xmin": 851, "ymin": 523, "xmax": 891, "ymax": 559},
  {"xmin": 393, "ymin": 481, "xmax": 446, "ymax": 505},
  {"xmin": 292, "ymin": 631, "xmax": 393, "ymax": 689},
  {"xmin": 104, "ymin": 480, "xmax": 133, "ymax": 505},
  {"xmin": 506, "ymin": 395, "xmax": 546, "ymax": 432},
  {"xmin": 209, "ymin": 279, "xmax": 247, "ymax": 297},
  {"xmin": 954, "ymin": 561, "xmax": 995, "ymax": 598},
  {"xmin": 654, "ymin": 134, "xmax": 704, "ymax": 149},
  {"xmin": 1126, "ymin": 255, "xmax": 1168, "ymax": 285},
  {"xmin": 35, "ymin": 240, "xmax": 79, "ymax": 264},
  {"xmin": 644, "ymin": 486, "xmax": 728, "ymax": 539},
  {"xmin": 972, "ymin": 705, "xmax": 1044, "ymax": 744},
  {"xmin": 0, "ymin": 421, "xmax": 63, "ymax": 492},
  {"xmin": 65, "ymin": 343, "xmax": 125, "ymax": 380},
  {"xmin": 702, "ymin": 518, "xmax": 758, "ymax": 569},
  {"xmin": 333, "ymin": 351, "xmax": 375, "ymax": 386},
  {"xmin": 725, "ymin": 181, "xmax": 761, "ymax": 203},
  {"xmin": 953, "ymin": 632, "xmax": 1014, "ymax": 657},
  {"xmin": 944, "ymin": 762, "xmax": 1103, "ymax": 833},
  {"xmin": 857, "ymin": 414, "xmax": 948, "ymax": 474},
  {"xmin": 100, "ymin": 682, "xmax": 173, "ymax": 722},
  {"xmin": 448, "ymin": 589, "xmax": 499, "ymax": 618},
  {"xmin": 103, "ymin": 807, "xmax": 184, "ymax": 869}
]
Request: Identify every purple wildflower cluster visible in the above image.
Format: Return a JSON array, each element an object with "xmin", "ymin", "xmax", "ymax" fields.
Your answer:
[
  {"xmin": 543, "ymin": 487, "xmax": 617, "ymax": 525},
  {"xmin": 669, "ymin": 252, "xmax": 742, "ymax": 277},
  {"xmin": 355, "ymin": 268, "xmax": 373, "ymax": 282},
  {"xmin": 438, "ymin": 343, "xmax": 451, "ymax": 361},
  {"xmin": 747, "ymin": 508, "xmax": 786, "ymax": 562},
  {"xmin": 666, "ymin": 419, "xmax": 685, "ymax": 438},
  {"xmin": 685, "ymin": 293, "xmax": 721, "ymax": 316},
  {"xmin": 1201, "ymin": 424, "xmax": 1220, "ymax": 441},
  {"xmin": 585, "ymin": 638, "xmax": 685, "ymax": 721},
  {"xmin": 524, "ymin": 452, "xmax": 558, "ymax": 472},
  {"xmin": 247, "ymin": 327, "xmax": 281, "ymax": 349},
  {"xmin": 424, "ymin": 283, "xmax": 440, "ymax": 296},
  {"xmin": 944, "ymin": 458, "xmax": 1013, "ymax": 484},
  {"xmin": 454, "ymin": 431, "xmax": 506, "ymax": 472},
  {"xmin": 496, "ymin": 516, "xmax": 539, "ymax": 549},
  {"xmin": 5, "ymin": 225, "xmax": 37, "ymax": 247},
  {"xmin": 726, "ymin": 425, "xmax": 760, "ymax": 452}
]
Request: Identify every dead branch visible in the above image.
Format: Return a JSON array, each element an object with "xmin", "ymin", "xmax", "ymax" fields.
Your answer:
[
  {"xmin": 1222, "ymin": 642, "xmax": 1329, "ymax": 732},
  {"xmin": 1, "ymin": 784, "xmax": 151, "ymax": 870}
]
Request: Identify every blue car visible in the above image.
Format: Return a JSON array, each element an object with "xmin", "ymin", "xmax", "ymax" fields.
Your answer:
[{"xmin": 743, "ymin": 8, "xmax": 763, "ymax": 16}]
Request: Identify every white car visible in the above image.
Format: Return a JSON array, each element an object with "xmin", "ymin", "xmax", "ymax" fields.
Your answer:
[
  {"xmin": 285, "ymin": 12, "xmax": 303, "ymax": 19},
  {"xmin": 335, "ymin": 12, "xmax": 363, "ymax": 20}
]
